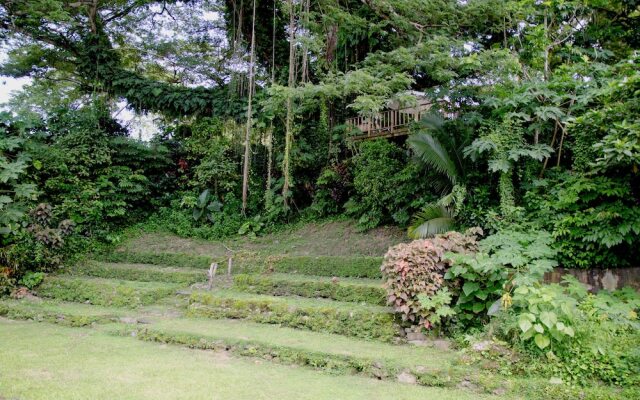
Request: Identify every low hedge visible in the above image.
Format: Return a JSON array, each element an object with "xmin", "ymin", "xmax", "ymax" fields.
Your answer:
[
  {"xmin": 72, "ymin": 262, "xmax": 206, "ymax": 285},
  {"xmin": 237, "ymin": 256, "xmax": 383, "ymax": 279},
  {"xmin": 96, "ymin": 252, "xmax": 383, "ymax": 278},
  {"xmin": 37, "ymin": 276, "xmax": 178, "ymax": 308},
  {"xmin": 0, "ymin": 302, "xmax": 118, "ymax": 327},
  {"xmin": 188, "ymin": 292, "xmax": 397, "ymax": 342},
  {"xmin": 97, "ymin": 251, "xmax": 213, "ymax": 269},
  {"xmin": 124, "ymin": 327, "xmax": 461, "ymax": 388},
  {"xmin": 233, "ymin": 274, "xmax": 386, "ymax": 305}
]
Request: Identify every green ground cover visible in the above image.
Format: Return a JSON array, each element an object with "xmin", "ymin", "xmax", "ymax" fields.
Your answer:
[
  {"xmin": 0, "ymin": 320, "xmax": 500, "ymax": 400},
  {"xmin": 37, "ymin": 276, "xmax": 180, "ymax": 308}
]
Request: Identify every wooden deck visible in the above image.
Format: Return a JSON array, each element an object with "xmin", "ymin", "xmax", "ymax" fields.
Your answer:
[{"xmin": 345, "ymin": 107, "xmax": 426, "ymax": 141}]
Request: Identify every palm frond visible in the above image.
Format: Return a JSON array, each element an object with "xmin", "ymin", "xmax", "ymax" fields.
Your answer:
[
  {"xmin": 418, "ymin": 112, "xmax": 446, "ymax": 132},
  {"xmin": 408, "ymin": 132, "xmax": 459, "ymax": 186},
  {"xmin": 407, "ymin": 203, "xmax": 455, "ymax": 239}
]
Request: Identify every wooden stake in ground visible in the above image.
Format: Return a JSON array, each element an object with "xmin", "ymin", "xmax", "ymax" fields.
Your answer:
[{"xmin": 207, "ymin": 262, "xmax": 218, "ymax": 290}]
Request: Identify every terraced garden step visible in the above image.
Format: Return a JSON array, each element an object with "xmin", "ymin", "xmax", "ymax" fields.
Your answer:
[
  {"xmin": 72, "ymin": 262, "xmax": 207, "ymax": 285},
  {"xmin": 233, "ymin": 273, "xmax": 386, "ymax": 305},
  {"xmin": 37, "ymin": 276, "xmax": 181, "ymax": 308},
  {"xmin": 187, "ymin": 289, "xmax": 397, "ymax": 342},
  {"xmin": 97, "ymin": 250, "xmax": 383, "ymax": 278},
  {"xmin": 125, "ymin": 317, "xmax": 473, "ymax": 388},
  {"xmin": 237, "ymin": 255, "xmax": 383, "ymax": 278},
  {"xmin": 96, "ymin": 250, "xmax": 214, "ymax": 269},
  {"xmin": 0, "ymin": 298, "xmax": 131, "ymax": 327}
]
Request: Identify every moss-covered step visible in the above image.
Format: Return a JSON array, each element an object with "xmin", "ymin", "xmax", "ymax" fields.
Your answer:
[
  {"xmin": 97, "ymin": 251, "xmax": 383, "ymax": 279},
  {"xmin": 233, "ymin": 273, "xmax": 386, "ymax": 305},
  {"xmin": 187, "ymin": 289, "xmax": 397, "ymax": 342},
  {"xmin": 0, "ymin": 298, "xmax": 131, "ymax": 327},
  {"xmin": 123, "ymin": 317, "xmax": 470, "ymax": 388},
  {"xmin": 71, "ymin": 262, "xmax": 206, "ymax": 285},
  {"xmin": 96, "ymin": 251, "xmax": 213, "ymax": 269},
  {"xmin": 236, "ymin": 255, "xmax": 383, "ymax": 279},
  {"xmin": 37, "ymin": 276, "xmax": 181, "ymax": 308}
]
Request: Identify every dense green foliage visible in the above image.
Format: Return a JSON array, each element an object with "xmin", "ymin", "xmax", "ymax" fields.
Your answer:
[
  {"xmin": 494, "ymin": 282, "xmax": 640, "ymax": 386},
  {"xmin": 383, "ymin": 229, "xmax": 639, "ymax": 387},
  {"xmin": 525, "ymin": 173, "xmax": 640, "ymax": 268},
  {"xmin": 0, "ymin": 0, "xmax": 638, "ymax": 394},
  {"xmin": 345, "ymin": 140, "xmax": 430, "ymax": 230},
  {"xmin": 1, "ymin": 0, "xmax": 639, "ymax": 274}
]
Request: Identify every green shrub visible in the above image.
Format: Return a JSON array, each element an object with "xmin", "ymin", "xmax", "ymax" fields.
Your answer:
[
  {"xmin": 18, "ymin": 271, "xmax": 45, "ymax": 289},
  {"xmin": 37, "ymin": 276, "xmax": 178, "ymax": 308},
  {"xmin": 345, "ymin": 140, "xmax": 431, "ymax": 230},
  {"xmin": 0, "ymin": 272, "xmax": 14, "ymax": 296},
  {"xmin": 309, "ymin": 163, "xmax": 352, "ymax": 217},
  {"xmin": 445, "ymin": 230, "xmax": 557, "ymax": 326},
  {"xmin": 188, "ymin": 291, "xmax": 397, "ymax": 342},
  {"xmin": 492, "ymin": 281, "xmax": 640, "ymax": 386},
  {"xmin": 233, "ymin": 274, "xmax": 386, "ymax": 305},
  {"xmin": 381, "ymin": 229, "xmax": 480, "ymax": 329},
  {"xmin": 525, "ymin": 173, "xmax": 640, "ymax": 269},
  {"xmin": 141, "ymin": 194, "xmax": 246, "ymax": 241}
]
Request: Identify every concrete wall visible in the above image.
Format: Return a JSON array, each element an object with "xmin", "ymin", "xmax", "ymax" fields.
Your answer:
[{"xmin": 544, "ymin": 267, "xmax": 640, "ymax": 292}]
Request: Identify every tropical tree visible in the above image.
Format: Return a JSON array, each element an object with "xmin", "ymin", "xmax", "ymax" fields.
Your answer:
[{"xmin": 407, "ymin": 113, "xmax": 470, "ymax": 238}]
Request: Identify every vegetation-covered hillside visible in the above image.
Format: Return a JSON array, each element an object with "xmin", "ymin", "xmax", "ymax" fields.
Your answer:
[{"xmin": 0, "ymin": 0, "xmax": 638, "ymax": 398}]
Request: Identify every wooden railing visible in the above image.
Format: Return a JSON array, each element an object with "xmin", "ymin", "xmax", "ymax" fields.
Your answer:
[{"xmin": 345, "ymin": 107, "xmax": 426, "ymax": 140}]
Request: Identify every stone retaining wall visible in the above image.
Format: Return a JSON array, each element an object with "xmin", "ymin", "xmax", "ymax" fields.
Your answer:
[{"xmin": 544, "ymin": 267, "xmax": 640, "ymax": 292}]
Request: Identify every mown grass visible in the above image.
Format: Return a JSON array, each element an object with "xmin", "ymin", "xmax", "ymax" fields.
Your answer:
[
  {"xmin": 0, "ymin": 320, "xmax": 502, "ymax": 400},
  {"xmin": 118, "ymin": 220, "xmax": 405, "ymax": 258}
]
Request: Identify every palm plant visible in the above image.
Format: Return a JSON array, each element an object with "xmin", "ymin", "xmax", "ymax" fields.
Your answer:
[{"xmin": 407, "ymin": 113, "xmax": 470, "ymax": 238}]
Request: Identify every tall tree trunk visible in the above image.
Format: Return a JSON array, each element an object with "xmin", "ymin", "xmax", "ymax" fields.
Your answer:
[
  {"xmin": 282, "ymin": 0, "xmax": 296, "ymax": 208},
  {"xmin": 300, "ymin": 0, "xmax": 310, "ymax": 83},
  {"xmin": 241, "ymin": 0, "xmax": 257, "ymax": 214},
  {"xmin": 265, "ymin": 0, "xmax": 277, "ymax": 208}
]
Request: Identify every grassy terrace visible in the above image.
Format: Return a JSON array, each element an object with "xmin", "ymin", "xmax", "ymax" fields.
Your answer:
[
  {"xmin": 1, "ymin": 222, "xmax": 634, "ymax": 399},
  {"xmin": 0, "ymin": 321, "xmax": 498, "ymax": 400},
  {"xmin": 37, "ymin": 276, "xmax": 180, "ymax": 308}
]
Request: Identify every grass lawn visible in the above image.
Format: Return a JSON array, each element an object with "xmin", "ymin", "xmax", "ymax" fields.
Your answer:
[
  {"xmin": 0, "ymin": 319, "xmax": 506, "ymax": 400},
  {"xmin": 120, "ymin": 220, "xmax": 406, "ymax": 257}
]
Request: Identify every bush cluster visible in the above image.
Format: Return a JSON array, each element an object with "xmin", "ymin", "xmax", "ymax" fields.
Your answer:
[{"xmin": 381, "ymin": 229, "xmax": 480, "ymax": 329}]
